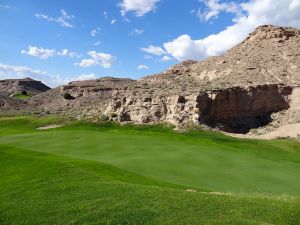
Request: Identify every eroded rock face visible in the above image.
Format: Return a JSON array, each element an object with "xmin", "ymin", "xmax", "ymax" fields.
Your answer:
[
  {"xmin": 196, "ymin": 85, "xmax": 292, "ymax": 133},
  {"xmin": 105, "ymin": 94, "xmax": 198, "ymax": 124},
  {"xmin": 105, "ymin": 84, "xmax": 292, "ymax": 133}
]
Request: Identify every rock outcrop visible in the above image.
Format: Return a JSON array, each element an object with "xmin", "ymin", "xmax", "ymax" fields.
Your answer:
[
  {"xmin": 28, "ymin": 77, "xmax": 136, "ymax": 117},
  {"xmin": 0, "ymin": 94, "xmax": 25, "ymax": 113},
  {"xmin": 19, "ymin": 25, "xmax": 300, "ymax": 134},
  {"xmin": 0, "ymin": 78, "xmax": 50, "ymax": 96}
]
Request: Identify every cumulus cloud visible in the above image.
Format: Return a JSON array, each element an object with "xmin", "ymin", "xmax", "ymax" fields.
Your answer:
[
  {"xmin": 21, "ymin": 46, "xmax": 79, "ymax": 59},
  {"xmin": 35, "ymin": 9, "xmax": 75, "ymax": 28},
  {"xmin": 138, "ymin": 64, "xmax": 149, "ymax": 70},
  {"xmin": 164, "ymin": 35, "xmax": 207, "ymax": 61},
  {"xmin": 111, "ymin": 19, "xmax": 117, "ymax": 25},
  {"xmin": 141, "ymin": 45, "xmax": 166, "ymax": 56},
  {"xmin": 196, "ymin": 0, "xmax": 242, "ymax": 21},
  {"xmin": 163, "ymin": 0, "xmax": 300, "ymax": 61},
  {"xmin": 120, "ymin": 0, "xmax": 160, "ymax": 17},
  {"xmin": 76, "ymin": 51, "xmax": 115, "ymax": 68}
]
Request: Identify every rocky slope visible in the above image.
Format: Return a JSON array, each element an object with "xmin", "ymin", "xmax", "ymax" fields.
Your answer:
[
  {"xmin": 0, "ymin": 94, "xmax": 25, "ymax": 113},
  {"xmin": 0, "ymin": 78, "xmax": 50, "ymax": 96},
  {"xmin": 28, "ymin": 77, "xmax": 135, "ymax": 117},
  {"xmin": 20, "ymin": 25, "xmax": 300, "ymax": 134}
]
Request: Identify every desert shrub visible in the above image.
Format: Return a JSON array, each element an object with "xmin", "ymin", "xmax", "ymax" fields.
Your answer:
[
  {"xmin": 110, "ymin": 112, "xmax": 118, "ymax": 118},
  {"xmin": 21, "ymin": 91, "xmax": 28, "ymax": 95},
  {"xmin": 63, "ymin": 93, "xmax": 73, "ymax": 100},
  {"xmin": 99, "ymin": 114, "xmax": 109, "ymax": 121}
]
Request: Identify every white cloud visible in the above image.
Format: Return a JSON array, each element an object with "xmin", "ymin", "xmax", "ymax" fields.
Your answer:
[
  {"xmin": 163, "ymin": 0, "xmax": 300, "ymax": 61},
  {"xmin": 76, "ymin": 51, "xmax": 115, "ymax": 68},
  {"xmin": 111, "ymin": 19, "xmax": 117, "ymax": 24},
  {"xmin": 0, "ymin": 63, "xmax": 101, "ymax": 87},
  {"xmin": 138, "ymin": 64, "xmax": 149, "ymax": 70},
  {"xmin": 120, "ymin": 0, "xmax": 160, "ymax": 17},
  {"xmin": 21, "ymin": 46, "xmax": 79, "ymax": 59},
  {"xmin": 21, "ymin": 46, "xmax": 56, "ymax": 59},
  {"xmin": 93, "ymin": 41, "xmax": 101, "ymax": 46},
  {"xmin": 164, "ymin": 35, "xmax": 208, "ymax": 61},
  {"xmin": 130, "ymin": 28, "xmax": 144, "ymax": 36},
  {"xmin": 75, "ymin": 73, "xmax": 97, "ymax": 81},
  {"xmin": 161, "ymin": 55, "xmax": 173, "ymax": 62},
  {"xmin": 140, "ymin": 45, "xmax": 166, "ymax": 56},
  {"xmin": 35, "ymin": 9, "xmax": 75, "ymax": 28},
  {"xmin": 290, "ymin": 0, "xmax": 300, "ymax": 10},
  {"xmin": 0, "ymin": 63, "xmax": 47, "ymax": 79},
  {"xmin": 196, "ymin": 0, "xmax": 242, "ymax": 21},
  {"xmin": 91, "ymin": 27, "xmax": 100, "ymax": 37}
]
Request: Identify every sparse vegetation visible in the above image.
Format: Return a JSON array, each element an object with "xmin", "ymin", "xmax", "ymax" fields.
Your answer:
[
  {"xmin": 99, "ymin": 114, "xmax": 110, "ymax": 121},
  {"xmin": 110, "ymin": 112, "xmax": 118, "ymax": 118},
  {"xmin": 63, "ymin": 92, "xmax": 73, "ymax": 100}
]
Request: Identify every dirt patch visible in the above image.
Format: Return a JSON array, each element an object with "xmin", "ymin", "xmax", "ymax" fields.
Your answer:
[{"xmin": 228, "ymin": 123, "xmax": 300, "ymax": 140}]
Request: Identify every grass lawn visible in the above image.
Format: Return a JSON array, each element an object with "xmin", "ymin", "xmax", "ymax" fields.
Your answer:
[{"xmin": 0, "ymin": 116, "xmax": 300, "ymax": 225}]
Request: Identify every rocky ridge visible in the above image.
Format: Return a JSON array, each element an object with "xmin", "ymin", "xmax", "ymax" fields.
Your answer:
[
  {"xmin": 2, "ymin": 25, "xmax": 299, "ymax": 135},
  {"xmin": 0, "ymin": 78, "xmax": 50, "ymax": 96}
]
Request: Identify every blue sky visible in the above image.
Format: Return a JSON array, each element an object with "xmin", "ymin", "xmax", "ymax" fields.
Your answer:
[{"xmin": 0, "ymin": 0, "xmax": 299, "ymax": 87}]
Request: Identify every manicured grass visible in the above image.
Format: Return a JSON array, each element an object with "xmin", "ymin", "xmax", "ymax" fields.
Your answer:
[{"xmin": 0, "ymin": 116, "xmax": 300, "ymax": 224}]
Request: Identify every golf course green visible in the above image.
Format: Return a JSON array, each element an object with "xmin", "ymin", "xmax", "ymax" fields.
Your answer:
[{"xmin": 0, "ymin": 116, "xmax": 300, "ymax": 225}]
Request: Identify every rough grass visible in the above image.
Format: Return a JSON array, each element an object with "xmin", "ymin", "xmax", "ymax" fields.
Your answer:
[
  {"xmin": 0, "ymin": 116, "xmax": 300, "ymax": 225},
  {"xmin": 11, "ymin": 93, "xmax": 34, "ymax": 100}
]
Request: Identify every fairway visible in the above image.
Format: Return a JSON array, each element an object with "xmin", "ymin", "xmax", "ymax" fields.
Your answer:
[{"xmin": 1, "ymin": 116, "xmax": 300, "ymax": 225}]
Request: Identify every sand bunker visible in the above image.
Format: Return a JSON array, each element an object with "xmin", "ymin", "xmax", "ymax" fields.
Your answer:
[{"xmin": 37, "ymin": 125, "xmax": 62, "ymax": 130}]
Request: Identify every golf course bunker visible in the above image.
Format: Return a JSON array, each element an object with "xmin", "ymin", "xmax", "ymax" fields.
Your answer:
[{"xmin": 37, "ymin": 124, "xmax": 62, "ymax": 130}]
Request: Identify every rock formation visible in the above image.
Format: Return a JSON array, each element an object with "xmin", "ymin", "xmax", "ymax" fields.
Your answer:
[
  {"xmin": 3, "ymin": 25, "xmax": 299, "ymax": 135},
  {"xmin": 0, "ymin": 94, "xmax": 25, "ymax": 113},
  {"xmin": 0, "ymin": 78, "xmax": 50, "ymax": 96},
  {"xmin": 28, "ymin": 77, "xmax": 135, "ymax": 117},
  {"xmin": 103, "ymin": 25, "xmax": 300, "ymax": 133}
]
